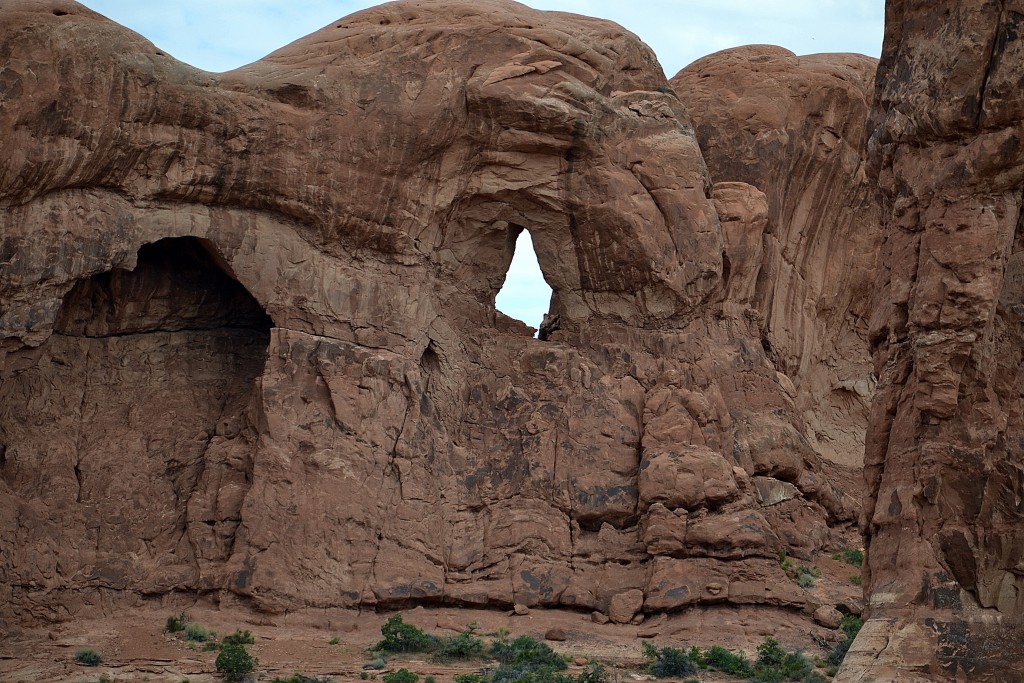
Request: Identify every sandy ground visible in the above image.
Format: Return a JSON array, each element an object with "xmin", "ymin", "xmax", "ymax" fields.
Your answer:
[{"xmin": 0, "ymin": 553, "xmax": 862, "ymax": 683}]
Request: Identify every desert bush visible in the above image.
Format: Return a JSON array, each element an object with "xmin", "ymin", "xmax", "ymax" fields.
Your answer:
[
  {"xmin": 491, "ymin": 635, "xmax": 570, "ymax": 683},
  {"xmin": 382, "ymin": 669, "xmax": 419, "ymax": 683},
  {"xmin": 756, "ymin": 637, "xmax": 787, "ymax": 668},
  {"xmin": 704, "ymin": 644, "xmax": 752, "ymax": 676},
  {"xmin": 223, "ymin": 629, "xmax": 255, "ymax": 646},
  {"xmin": 841, "ymin": 614, "xmax": 863, "ymax": 639},
  {"xmin": 642, "ymin": 642, "xmax": 698, "ymax": 678},
  {"xmin": 364, "ymin": 656, "xmax": 388, "ymax": 670},
  {"xmin": 827, "ymin": 614, "xmax": 864, "ymax": 667},
  {"xmin": 491, "ymin": 635, "xmax": 565, "ymax": 668},
  {"xmin": 432, "ymin": 630, "xmax": 486, "ymax": 662},
  {"xmin": 74, "ymin": 648, "xmax": 102, "ymax": 666},
  {"xmin": 166, "ymin": 612, "xmax": 189, "ymax": 633},
  {"xmin": 185, "ymin": 623, "xmax": 215, "ymax": 642},
  {"xmin": 831, "ymin": 549, "xmax": 864, "ymax": 567},
  {"xmin": 215, "ymin": 642, "xmax": 256, "ymax": 683},
  {"xmin": 748, "ymin": 637, "xmax": 823, "ymax": 683},
  {"xmin": 574, "ymin": 664, "xmax": 610, "ymax": 683},
  {"xmin": 778, "ymin": 550, "xmax": 794, "ymax": 572},
  {"xmin": 374, "ymin": 615, "xmax": 435, "ymax": 653},
  {"xmin": 453, "ymin": 675, "xmax": 488, "ymax": 683}
]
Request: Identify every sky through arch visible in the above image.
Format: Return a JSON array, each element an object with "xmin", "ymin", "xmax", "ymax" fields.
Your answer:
[{"xmin": 495, "ymin": 231, "xmax": 552, "ymax": 329}]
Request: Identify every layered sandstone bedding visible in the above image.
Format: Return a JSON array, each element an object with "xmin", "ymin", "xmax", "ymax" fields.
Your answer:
[{"xmin": 1, "ymin": 1, "xmax": 1023, "ymax": 681}]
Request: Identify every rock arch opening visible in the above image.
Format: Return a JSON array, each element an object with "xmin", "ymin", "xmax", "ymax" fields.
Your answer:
[
  {"xmin": 494, "ymin": 228, "xmax": 554, "ymax": 337},
  {"xmin": 0, "ymin": 236, "xmax": 272, "ymax": 607}
]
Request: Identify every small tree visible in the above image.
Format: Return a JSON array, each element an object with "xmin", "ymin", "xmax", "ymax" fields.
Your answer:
[
  {"xmin": 216, "ymin": 642, "xmax": 257, "ymax": 683},
  {"xmin": 374, "ymin": 614, "xmax": 434, "ymax": 653}
]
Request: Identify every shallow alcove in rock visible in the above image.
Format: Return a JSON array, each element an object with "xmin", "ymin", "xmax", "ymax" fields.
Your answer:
[
  {"xmin": 0, "ymin": 236, "xmax": 272, "ymax": 616},
  {"xmin": 54, "ymin": 236, "xmax": 274, "ymax": 336},
  {"xmin": 494, "ymin": 229, "xmax": 554, "ymax": 336}
]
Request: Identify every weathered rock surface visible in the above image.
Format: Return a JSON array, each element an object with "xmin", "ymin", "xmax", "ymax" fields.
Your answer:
[
  {"xmin": 838, "ymin": 1, "xmax": 1024, "ymax": 681},
  {"xmin": 673, "ymin": 46, "xmax": 882, "ymax": 473},
  {"xmin": 0, "ymin": 0, "xmax": 872, "ymax": 631},
  {"xmin": 608, "ymin": 589, "xmax": 644, "ymax": 624}
]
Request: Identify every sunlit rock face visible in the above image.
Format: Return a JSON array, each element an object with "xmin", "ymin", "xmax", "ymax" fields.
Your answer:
[{"xmin": 1, "ymin": 0, "xmax": 869, "ymax": 630}]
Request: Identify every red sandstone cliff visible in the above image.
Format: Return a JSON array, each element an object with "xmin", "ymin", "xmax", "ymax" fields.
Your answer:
[
  {"xmin": 838, "ymin": 1, "xmax": 1024, "ymax": 681},
  {"xmin": 0, "ymin": 0, "xmax": 877, "ymax": 632}
]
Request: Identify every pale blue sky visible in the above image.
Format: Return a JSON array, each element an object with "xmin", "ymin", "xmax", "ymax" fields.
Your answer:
[{"xmin": 77, "ymin": 0, "xmax": 884, "ymax": 328}]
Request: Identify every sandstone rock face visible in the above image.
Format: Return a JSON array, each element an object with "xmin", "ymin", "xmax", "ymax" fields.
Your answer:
[
  {"xmin": 673, "ymin": 46, "xmax": 882, "ymax": 473},
  {"xmin": 0, "ymin": 0, "xmax": 870, "ymax": 628},
  {"xmin": 839, "ymin": 2, "xmax": 1024, "ymax": 681}
]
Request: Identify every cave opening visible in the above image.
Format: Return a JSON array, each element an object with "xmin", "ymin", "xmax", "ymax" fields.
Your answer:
[
  {"xmin": 495, "ymin": 228, "xmax": 554, "ymax": 337},
  {"xmin": 54, "ymin": 236, "xmax": 273, "ymax": 337},
  {"xmin": 0, "ymin": 235, "xmax": 273, "ymax": 590}
]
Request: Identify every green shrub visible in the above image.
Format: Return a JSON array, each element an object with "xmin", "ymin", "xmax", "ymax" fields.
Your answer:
[
  {"xmin": 425, "ymin": 676, "xmax": 436, "ymax": 683},
  {"xmin": 704, "ymin": 645, "xmax": 752, "ymax": 676},
  {"xmin": 834, "ymin": 549, "xmax": 864, "ymax": 567},
  {"xmin": 365, "ymin": 656, "xmax": 387, "ymax": 670},
  {"xmin": 223, "ymin": 629, "xmax": 255, "ymax": 646},
  {"xmin": 748, "ymin": 636, "xmax": 822, "ymax": 682},
  {"xmin": 491, "ymin": 635, "xmax": 570, "ymax": 683},
  {"xmin": 74, "ymin": 648, "xmax": 102, "ymax": 666},
  {"xmin": 797, "ymin": 573, "xmax": 815, "ymax": 589},
  {"xmin": 271, "ymin": 675, "xmax": 326, "ymax": 683},
  {"xmin": 203, "ymin": 641, "xmax": 220, "ymax": 651},
  {"xmin": 453, "ymin": 675, "xmax": 488, "ymax": 683},
  {"xmin": 778, "ymin": 550, "xmax": 794, "ymax": 572},
  {"xmin": 215, "ymin": 642, "xmax": 257, "ymax": 683},
  {"xmin": 329, "ymin": 636, "xmax": 341, "ymax": 645},
  {"xmin": 642, "ymin": 643, "xmax": 697, "ymax": 678},
  {"xmin": 849, "ymin": 573, "xmax": 862, "ymax": 586},
  {"xmin": 827, "ymin": 614, "xmax": 864, "ymax": 667},
  {"xmin": 383, "ymin": 669, "xmax": 419, "ymax": 683},
  {"xmin": 840, "ymin": 615, "xmax": 863, "ymax": 640},
  {"xmin": 433, "ymin": 630, "xmax": 486, "ymax": 662},
  {"xmin": 491, "ymin": 635, "xmax": 566, "ymax": 667},
  {"xmin": 361, "ymin": 673, "xmax": 370, "ymax": 681},
  {"xmin": 756, "ymin": 637, "xmax": 787, "ymax": 668},
  {"xmin": 575, "ymin": 663, "xmax": 610, "ymax": 683},
  {"xmin": 185, "ymin": 623, "xmax": 215, "ymax": 642},
  {"xmin": 166, "ymin": 612, "xmax": 189, "ymax": 633},
  {"xmin": 374, "ymin": 615, "xmax": 435, "ymax": 653}
]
